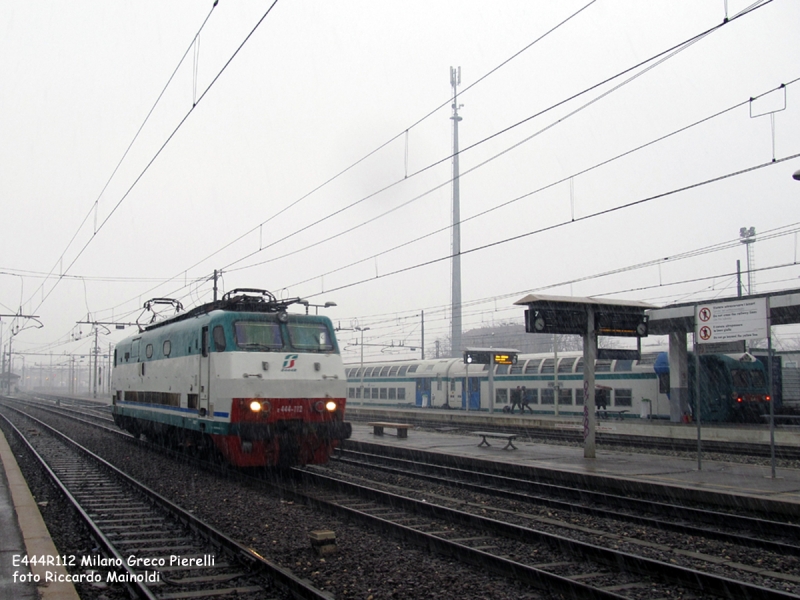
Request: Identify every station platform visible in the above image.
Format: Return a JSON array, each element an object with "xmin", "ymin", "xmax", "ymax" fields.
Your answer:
[
  {"xmin": 0, "ymin": 429, "xmax": 80, "ymax": 600},
  {"xmin": 347, "ymin": 405, "xmax": 800, "ymax": 447},
  {"xmin": 344, "ymin": 420, "xmax": 800, "ymax": 516}
]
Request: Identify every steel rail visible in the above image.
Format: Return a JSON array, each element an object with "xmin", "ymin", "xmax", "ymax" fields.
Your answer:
[
  {"xmin": 0, "ymin": 404, "xmax": 333, "ymax": 600},
  {"xmin": 334, "ymin": 448, "xmax": 800, "ymax": 548},
  {"xmin": 293, "ymin": 468, "xmax": 800, "ymax": 600}
]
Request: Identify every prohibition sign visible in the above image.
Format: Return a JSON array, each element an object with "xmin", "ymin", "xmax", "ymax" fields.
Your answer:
[
  {"xmin": 699, "ymin": 307, "xmax": 711, "ymax": 322},
  {"xmin": 699, "ymin": 325, "xmax": 712, "ymax": 341}
]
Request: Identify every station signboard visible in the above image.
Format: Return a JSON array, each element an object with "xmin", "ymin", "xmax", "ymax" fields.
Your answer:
[{"xmin": 694, "ymin": 298, "xmax": 767, "ymax": 344}]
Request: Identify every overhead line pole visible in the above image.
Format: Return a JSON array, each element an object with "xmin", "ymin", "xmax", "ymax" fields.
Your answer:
[
  {"xmin": 1, "ymin": 312, "xmax": 41, "ymax": 393},
  {"xmin": 76, "ymin": 319, "xmax": 137, "ymax": 398}
]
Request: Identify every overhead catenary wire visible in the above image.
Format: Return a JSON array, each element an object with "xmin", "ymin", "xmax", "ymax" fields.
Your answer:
[
  {"xmin": 220, "ymin": 3, "xmax": 775, "ymax": 277},
  {"xmin": 279, "ymin": 80, "xmax": 799, "ymax": 291},
  {"xmin": 25, "ymin": 1, "xmax": 221, "ymax": 313},
  {"xmin": 18, "ymin": 0, "xmax": 788, "ymax": 350},
  {"xmin": 25, "ymin": 0, "xmax": 281, "ymax": 318}
]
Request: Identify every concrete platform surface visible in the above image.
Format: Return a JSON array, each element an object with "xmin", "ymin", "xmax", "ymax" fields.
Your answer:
[{"xmin": 0, "ymin": 429, "xmax": 80, "ymax": 600}]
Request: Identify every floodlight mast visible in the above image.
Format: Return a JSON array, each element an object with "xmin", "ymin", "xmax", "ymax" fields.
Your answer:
[{"xmin": 450, "ymin": 66, "xmax": 463, "ymax": 358}]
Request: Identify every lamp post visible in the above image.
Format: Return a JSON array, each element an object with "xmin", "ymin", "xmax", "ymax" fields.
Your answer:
[{"xmin": 356, "ymin": 327, "xmax": 370, "ymax": 402}]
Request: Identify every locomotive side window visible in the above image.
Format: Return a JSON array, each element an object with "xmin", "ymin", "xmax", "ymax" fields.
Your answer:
[
  {"xmin": 213, "ymin": 325, "xmax": 227, "ymax": 352},
  {"xmin": 145, "ymin": 344, "xmax": 153, "ymax": 359},
  {"xmin": 163, "ymin": 340, "xmax": 171, "ymax": 357},
  {"xmin": 235, "ymin": 321, "xmax": 283, "ymax": 350},
  {"xmin": 287, "ymin": 322, "xmax": 334, "ymax": 352}
]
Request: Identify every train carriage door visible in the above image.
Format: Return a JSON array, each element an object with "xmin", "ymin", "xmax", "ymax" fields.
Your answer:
[
  {"xmin": 199, "ymin": 326, "xmax": 211, "ymax": 417},
  {"xmin": 415, "ymin": 378, "xmax": 431, "ymax": 407},
  {"xmin": 462, "ymin": 377, "xmax": 481, "ymax": 410}
]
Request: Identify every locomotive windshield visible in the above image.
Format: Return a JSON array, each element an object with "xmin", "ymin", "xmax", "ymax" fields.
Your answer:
[
  {"xmin": 234, "ymin": 321, "xmax": 284, "ymax": 350},
  {"xmin": 287, "ymin": 322, "xmax": 335, "ymax": 353}
]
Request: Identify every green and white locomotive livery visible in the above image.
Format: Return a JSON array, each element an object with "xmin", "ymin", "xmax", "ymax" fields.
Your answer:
[{"xmin": 112, "ymin": 289, "xmax": 351, "ymax": 467}]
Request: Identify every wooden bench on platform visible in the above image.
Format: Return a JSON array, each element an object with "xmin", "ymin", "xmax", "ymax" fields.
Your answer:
[
  {"xmin": 472, "ymin": 431, "xmax": 518, "ymax": 450},
  {"xmin": 596, "ymin": 409, "xmax": 629, "ymax": 420},
  {"xmin": 367, "ymin": 422, "xmax": 413, "ymax": 438}
]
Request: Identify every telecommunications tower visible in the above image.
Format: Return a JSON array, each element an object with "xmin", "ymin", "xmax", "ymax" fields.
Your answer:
[{"xmin": 450, "ymin": 66, "xmax": 463, "ymax": 358}]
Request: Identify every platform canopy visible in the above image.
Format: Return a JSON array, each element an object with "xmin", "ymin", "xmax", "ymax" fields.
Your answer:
[{"xmin": 645, "ymin": 288, "xmax": 800, "ymax": 335}]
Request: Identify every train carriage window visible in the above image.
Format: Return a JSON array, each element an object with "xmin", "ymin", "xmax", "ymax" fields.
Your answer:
[
  {"xmin": 541, "ymin": 359, "xmax": 555, "ymax": 374},
  {"xmin": 380, "ymin": 366, "xmax": 391, "ymax": 377},
  {"xmin": 496, "ymin": 364, "xmax": 509, "ymax": 375},
  {"xmin": 614, "ymin": 389, "xmax": 633, "ymax": 407},
  {"xmin": 510, "ymin": 364, "xmax": 523, "ymax": 374},
  {"xmin": 212, "ymin": 325, "xmax": 227, "ymax": 352},
  {"xmin": 398, "ymin": 388, "xmax": 406, "ymax": 400},
  {"xmin": 380, "ymin": 388, "xmax": 388, "ymax": 399},
  {"xmin": 541, "ymin": 389, "xmax": 555, "ymax": 404},
  {"xmin": 388, "ymin": 366, "xmax": 399, "ymax": 377},
  {"xmin": 558, "ymin": 388, "xmax": 573, "ymax": 405},
  {"xmin": 525, "ymin": 388, "xmax": 538, "ymax": 404},
  {"xmin": 595, "ymin": 360, "xmax": 612, "ymax": 372},
  {"xmin": 163, "ymin": 340, "xmax": 171, "ymax": 357},
  {"xmin": 145, "ymin": 344, "xmax": 153, "ymax": 359},
  {"xmin": 398, "ymin": 366, "xmax": 408, "ymax": 376},
  {"xmin": 371, "ymin": 388, "xmax": 379, "ymax": 399},
  {"xmin": 575, "ymin": 389, "xmax": 584, "ymax": 405},
  {"xmin": 524, "ymin": 359, "xmax": 541, "ymax": 374},
  {"xmin": 235, "ymin": 321, "xmax": 284, "ymax": 350},
  {"xmin": 287, "ymin": 322, "xmax": 334, "ymax": 352},
  {"xmin": 558, "ymin": 358, "xmax": 576, "ymax": 373},
  {"xmin": 407, "ymin": 365, "xmax": 419, "ymax": 373},
  {"xmin": 348, "ymin": 388, "xmax": 355, "ymax": 398},
  {"xmin": 355, "ymin": 368, "xmax": 365, "ymax": 378},
  {"xmin": 388, "ymin": 388, "xmax": 396, "ymax": 400},
  {"xmin": 575, "ymin": 359, "xmax": 584, "ymax": 373},
  {"xmin": 496, "ymin": 388, "xmax": 508, "ymax": 405},
  {"xmin": 614, "ymin": 360, "xmax": 633, "ymax": 372}
]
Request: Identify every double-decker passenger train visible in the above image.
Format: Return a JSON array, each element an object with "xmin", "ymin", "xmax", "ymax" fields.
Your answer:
[
  {"xmin": 344, "ymin": 350, "xmax": 772, "ymax": 422},
  {"xmin": 111, "ymin": 289, "xmax": 351, "ymax": 467}
]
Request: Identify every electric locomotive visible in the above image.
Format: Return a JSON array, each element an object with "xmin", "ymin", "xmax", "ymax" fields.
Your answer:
[{"xmin": 111, "ymin": 289, "xmax": 351, "ymax": 467}]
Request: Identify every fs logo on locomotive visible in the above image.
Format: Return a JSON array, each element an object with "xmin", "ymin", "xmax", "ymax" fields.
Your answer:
[{"xmin": 282, "ymin": 354, "xmax": 299, "ymax": 371}]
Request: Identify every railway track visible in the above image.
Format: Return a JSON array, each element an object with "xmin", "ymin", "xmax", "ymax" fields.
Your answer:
[
  {"xmin": 1, "ymin": 404, "xmax": 333, "ymax": 600},
  {"xmin": 293, "ymin": 464, "xmax": 800, "ymax": 599},
  {"xmin": 8, "ymin": 394, "xmax": 800, "ymax": 597}
]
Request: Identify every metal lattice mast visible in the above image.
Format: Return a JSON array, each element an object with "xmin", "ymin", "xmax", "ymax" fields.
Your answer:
[{"xmin": 450, "ymin": 66, "xmax": 463, "ymax": 358}]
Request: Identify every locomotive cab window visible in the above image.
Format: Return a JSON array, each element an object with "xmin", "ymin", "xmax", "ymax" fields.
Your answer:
[
  {"xmin": 212, "ymin": 325, "xmax": 227, "ymax": 352},
  {"xmin": 287, "ymin": 322, "xmax": 334, "ymax": 352},
  {"xmin": 749, "ymin": 369, "xmax": 766, "ymax": 388},
  {"xmin": 235, "ymin": 321, "xmax": 283, "ymax": 350}
]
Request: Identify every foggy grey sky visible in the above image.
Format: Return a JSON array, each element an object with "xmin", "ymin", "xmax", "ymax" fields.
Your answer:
[{"xmin": 1, "ymin": 0, "xmax": 799, "ymax": 368}]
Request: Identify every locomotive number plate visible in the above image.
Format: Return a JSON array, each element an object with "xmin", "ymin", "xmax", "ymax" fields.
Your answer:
[{"xmin": 277, "ymin": 405, "xmax": 304, "ymax": 413}]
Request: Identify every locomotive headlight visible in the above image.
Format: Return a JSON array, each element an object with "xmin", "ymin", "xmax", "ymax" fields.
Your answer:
[
  {"xmin": 325, "ymin": 401, "xmax": 338, "ymax": 412},
  {"xmin": 249, "ymin": 401, "xmax": 263, "ymax": 412}
]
